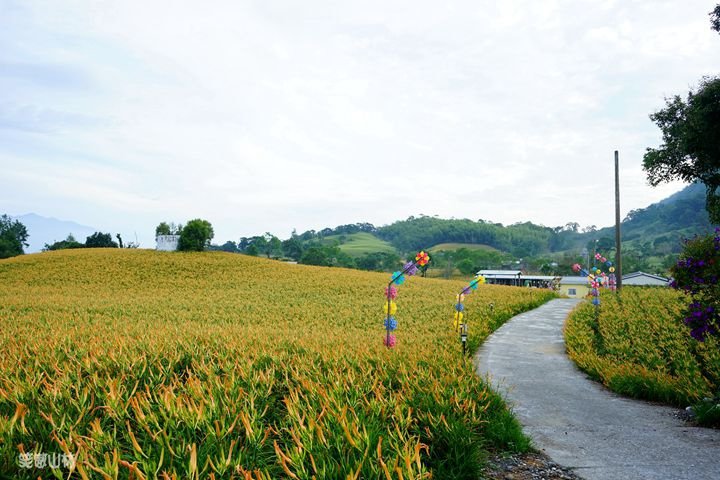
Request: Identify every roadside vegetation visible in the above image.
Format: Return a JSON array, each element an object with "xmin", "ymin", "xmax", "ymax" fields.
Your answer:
[{"xmin": 565, "ymin": 288, "xmax": 720, "ymax": 426}]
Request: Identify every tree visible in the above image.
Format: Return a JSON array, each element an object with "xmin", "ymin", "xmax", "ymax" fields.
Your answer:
[
  {"xmin": 457, "ymin": 258, "xmax": 476, "ymax": 275},
  {"xmin": 596, "ymin": 237, "xmax": 615, "ymax": 252},
  {"xmin": 0, "ymin": 214, "xmax": 29, "ymax": 259},
  {"xmin": 564, "ymin": 222, "xmax": 580, "ymax": 233},
  {"xmin": 178, "ymin": 219, "xmax": 214, "ymax": 251},
  {"xmin": 300, "ymin": 246, "xmax": 330, "ymax": 266},
  {"xmin": 282, "ymin": 237, "xmax": 304, "ymax": 261},
  {"xmin": 156, "ymin": 222, "xmax": 182, "ymax": 236},
  {"xmin": 85, "ymin": 232, "xmax": 119, "ymax": 248},
  {"xmin": 44, "ymin": 234, "xmax": 84, "ymax": 251},
  {"xmin": 217, "ymin": 241, "xmax": 239, "ymax": 253},
  {"xmin": 711, "ymin": 4, "xmax": 720, "ymax": 33},
  {"xmin": 265, "ymin": 233, "xmax": 282, "ymax": 259},
  {"xmin": 251, "ymin": 236, "xmax": 268, "ymax": 256},
  {"xmin": 156, "ymin": 222, "xmax": 172, "ymax": 236},
  {"xmin": 238, "ymin": 237, "xmax": 251, "ymax": 251},
  {"xmin": 643, "ymin": 76, "xmax": 720, "ymax": 223}
]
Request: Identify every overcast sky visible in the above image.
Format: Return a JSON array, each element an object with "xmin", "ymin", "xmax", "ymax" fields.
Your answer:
[{"xmin": 1, "ymin": 0, "xmax": 718, "ymax": 246}]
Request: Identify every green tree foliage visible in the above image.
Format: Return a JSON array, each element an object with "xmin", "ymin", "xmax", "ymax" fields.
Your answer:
[
  {"xmin": 44, "ymin": 234, "xmax": 85, "ymax": 251},
  {"xmin": 0, "ymin": 214, "xmax": 29, "ymax": 259},
  {"xmin": 299, "ymin": 246, "xmax": 329, "ymax": 266},
  {"xmin": 300, "ymin": 244, "xmax": 355, "ymax": 268},
  {"xmin": 456, "ymin": 258, "xmax": 476, "ymax": 275},
  {"xmin": 355, "ymin": 252, "xmax": 400, "ymax": 271},
  {"xmin": 155, "ymin": 222, "xmax": 172, "ymax": 236},
  {"xmin": 208, "ymin": 241, "xmax": 239, "ymax": 253},
  {"xmin": 643, "ymin": 77, "xmax": 720, "ymax": 223},
  {"xmin": 85, "ymin": 232, "xmax": 119, "ymax": 248},
  {"xmin": 266, "ymin": 233, "xmax": 282, "ymax": 259},
  {"xmin": 281, "ymin": 236, "xmax": 304, "ymax": 261},
  {"xmin": 178, "ymin": 219, "xmax": 214, "ymax": 252},
  {"xmin": 250, "ymin": 236, "xmax": 268, "ymax": 256},
  {"xmin": 376, "ymin": 216, "xmax": 559, "ymax": 257},
  {"xmin": 156, "ymin": 222, "xmax": 182, "ymax": 236}
]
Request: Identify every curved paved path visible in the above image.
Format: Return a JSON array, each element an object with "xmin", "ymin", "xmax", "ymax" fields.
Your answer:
[{"xmin": 476, "ymin": 298, "xmax": 720, "ymax": 480}]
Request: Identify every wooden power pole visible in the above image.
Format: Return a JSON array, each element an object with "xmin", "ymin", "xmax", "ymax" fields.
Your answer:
[{"xmin": 615, "ymin": 150, "xmax": 622, "ymax": 291}]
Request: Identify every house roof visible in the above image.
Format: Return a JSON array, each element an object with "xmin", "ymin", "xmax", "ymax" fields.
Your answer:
[
  {"xmin": 622, "ymin": 271, "xmax": 669, "ymax": 282},
  {"xmin": 477, "ymin": 270, "xmax": 522, "ymax": 276},
  {"xmin": 560, "ymin": 276, "xmax": 590, "ymax": 285}
]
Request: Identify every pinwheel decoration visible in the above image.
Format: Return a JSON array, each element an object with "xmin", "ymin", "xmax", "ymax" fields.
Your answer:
[
  {"xmin": 382, "ymin": 251, "xmax": 431, "ymax": 348},
  {"xmin": 582, "ymin": 252, "xmax": 616, "ymax": 318},
  {"xmin": 453, "ymin": 274, "xmax": 486, "ymax": 357}
]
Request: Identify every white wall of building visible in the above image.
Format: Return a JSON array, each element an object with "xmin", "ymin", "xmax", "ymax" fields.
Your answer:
[{"xmin": 156, "ymin": 235, "xmax": 180, "ymax": 251}]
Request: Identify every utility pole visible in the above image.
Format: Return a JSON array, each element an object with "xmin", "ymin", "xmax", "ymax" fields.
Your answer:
[{"xmin": 615, "ymin": 150, "xmax": 623, "ymax": 291}]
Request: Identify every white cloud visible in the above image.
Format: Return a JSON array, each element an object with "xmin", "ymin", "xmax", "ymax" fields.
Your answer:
[{"xmin": 0, "ymin": 0, "xmax": 717, "ymax": 246}]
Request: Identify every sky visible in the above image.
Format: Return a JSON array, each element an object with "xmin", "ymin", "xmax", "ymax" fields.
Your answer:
[{"xmin": 1, "ymin": 0, "xmax": 718, "ymax": 247}]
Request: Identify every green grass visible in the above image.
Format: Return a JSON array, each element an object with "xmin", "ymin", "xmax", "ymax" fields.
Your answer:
[
  {"xmin": 323, "ymin": 232, "xmax": 398, "ymax": 257},
  {"xmin": 428, "ymin": 243, "xmax": 501, "ymax": 253}
]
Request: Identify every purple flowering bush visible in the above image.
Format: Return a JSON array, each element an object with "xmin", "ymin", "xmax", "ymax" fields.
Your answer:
[
  {"xmin": 670, "ymin": 227, "xmax": 720, "ymax": 341},
  {"xmin": 670, "ymin": 227, "xmax": 720, "ymax": 426}
]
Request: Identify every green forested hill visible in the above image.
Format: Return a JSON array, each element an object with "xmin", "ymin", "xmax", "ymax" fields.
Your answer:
[
  {"xmin": 373, "ymin": 183, "xmax": 713, "ymax": 255},
  {"xmin": 376, "ymin": 217, "xmax": 555, "ymax": 257},
  {"xmin": 234, "ymin": 184, "xmax": 714, "ymax": 275},
  {"xmin": 588, "ymin": 182, "xmax": 712, "ymax": 251}
]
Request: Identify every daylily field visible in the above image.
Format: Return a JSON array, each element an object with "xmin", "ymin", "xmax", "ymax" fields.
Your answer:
[
  {"xmin": 565, "ymin": 287, "xmax": 720, "ymax": 408},
  {"xmin": 0, "ymin": 249, "xmax": 556, "ymax": 479}
]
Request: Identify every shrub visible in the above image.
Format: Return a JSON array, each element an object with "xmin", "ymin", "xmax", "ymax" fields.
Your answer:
[{"xmin": 670, "ymin": 227, "xmax": 720, "ymax": 341}]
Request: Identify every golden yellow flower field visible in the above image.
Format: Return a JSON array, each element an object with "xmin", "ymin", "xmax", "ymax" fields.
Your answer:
[
  {"xmin": 0, "ymin": 249, "xmax": 555, "ymax": 479},
  {"xmin": 565, "ymin": 287, "xmax": 720, "ymax": 407}
]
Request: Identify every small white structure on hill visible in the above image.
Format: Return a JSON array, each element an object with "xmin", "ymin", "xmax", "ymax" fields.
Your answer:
[
  {"xmin": 156, "ymin": 235, "xmax": 180, "ymax": 251},
  {"xmin": 622, "ymin": 272, "xmax": 670, "ymax": 286}
]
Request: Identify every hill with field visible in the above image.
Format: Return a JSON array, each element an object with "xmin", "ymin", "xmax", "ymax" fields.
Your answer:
[
  {"xmin": 428, "ymin": 243, "xmax": 501, "ymax": 253},
  {"xmin": 322, "ymin": 231, "xmax": 397, "ymax": 257},
  {"xmin": 0, "ymin": 248, "xmax": 556, "ymax": 478}
]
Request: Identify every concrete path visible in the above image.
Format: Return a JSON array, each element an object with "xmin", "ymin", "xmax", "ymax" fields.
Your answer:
[{"xmin": 476, "ymin": 298, "xmax": 720, "ymax": 480}]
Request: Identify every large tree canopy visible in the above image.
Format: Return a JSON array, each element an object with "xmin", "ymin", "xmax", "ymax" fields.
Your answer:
[
  {"xmin": 0, "ymin": 214, "xmax": 29, "ymax": 259},
  {"xmin": 643, "ymin": 76, "xmax": 720, "ymax": 223},
  {"xmin": 178, "ymin": 219, "xmax": 214, "ymax": 252},
  {"xmin": 85, "ymin": 232, "xmax": 119, "ymax": 248}
]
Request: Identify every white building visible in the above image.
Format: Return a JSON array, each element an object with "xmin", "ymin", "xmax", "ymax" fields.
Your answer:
[
  {"xmin": 156, "ymin": 235, "xmax": 180, "ymax": 251},
  {"xmin": 622, "ymin": 272, "xmax": 670, "ymax": 286},
  {"xmin": 476, "ymin": 270, "xmax": 557, "ymax": 288}
]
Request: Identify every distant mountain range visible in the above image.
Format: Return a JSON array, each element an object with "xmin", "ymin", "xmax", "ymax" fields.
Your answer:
[{"xmin": 12, "ymin": 213, "xmax": 96, "ymax": 253}]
